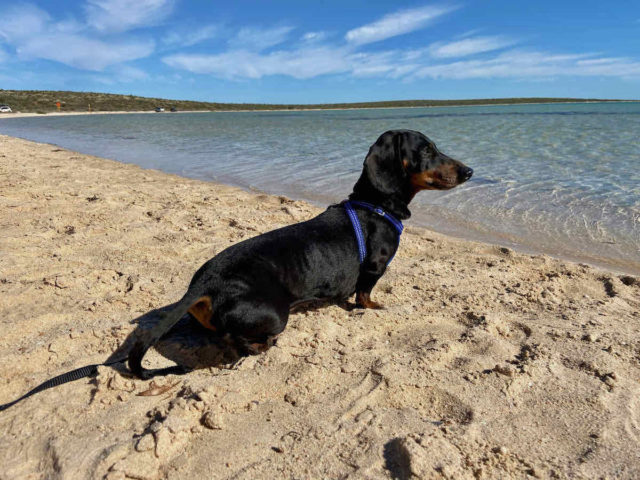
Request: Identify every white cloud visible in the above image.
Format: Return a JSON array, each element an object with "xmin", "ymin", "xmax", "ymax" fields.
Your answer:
[
  {"xmin": 0, "ymin": 3, "xmax": 154, "ymax": 71},
  {"xmin": 85, "ymin": 0, "xmax": 174, "ymax": 33},
  {"xmin": 577, "ymin": 57, "xmax": 626, "ymax": 66},
  {"xmin": 163, "ymin": 46, "xmax": 419, "ymax": 81},
  {"xmin": 455, "ymin": 29, "xmax": 485, "ymax": 39},
  {"xmin": 0, "ymin": 4, "xmax": 50, "ymax": 42},
  {"xmin": 345, "ymin": 5, "xmax": 458, "ymax": 45},
  {"xmin": 18, "ymin": 34, "xmax": 154, "ymax": 71},
  {"xmin": 573, "ymin": 56, "xmax": 640, "ymax": 77},
  {"xmin": 429, "ymin": 36, "xmax": 516, "ymax": 58},
  {"xmin": 348, "ymin": 49, "xmax": 424, "ymax": 78},
  {"xmin": 163, "ymin": 24, "xmax": 220, "ymax": 47},
  {"xmin": 301, "ymin": 31, "xmax": 328, "ymax": 43},
  {"xmin": 164, "ymin": 39, "xmax": 640, "ymax": 83},
  {"xmin": 164, "ymin": 47, "xmax": 352, "ymax": 79},
  {"xmin": 4, "ymin": 2, "xmax": 640, "ymax": 87},
  {"xmin": 228, "ymin": 26, "xmax": 294, "ymax": 51},
  {"xmin": 411, "ymin": 50, "xmax": 640, "ymax": 79}
]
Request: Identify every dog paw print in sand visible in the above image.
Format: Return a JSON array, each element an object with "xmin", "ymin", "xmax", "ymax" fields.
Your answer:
[
  {"xmin": 339, "ymin": 357, "xmax": 476, "ymax": 428},
  {"xmin": 384, "ymin": 433, "xmax": 471, "ymax": 479},
  {"xmin": 383, "ymin": 384, "xmax": 474, "ymax": 427},
  {"xmin": 560, "ymin": 357, "xmax": 620, "ymax": 393},
  {"xmin": 459, "ymin": 311, "xmax": 532, "ymax": 342},
  {"xmin": 102, "ymin": 384, "xmax": 228, "ymax": 479},
  {"xmin": 385, "ymin": 431, "xmax": 543, "ymax": 480}
]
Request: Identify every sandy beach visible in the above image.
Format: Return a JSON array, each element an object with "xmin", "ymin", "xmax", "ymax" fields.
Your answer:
[
  {"xmin": 1, "ymin": 110, "xmax": 199, "ymax": 119},
  {"xmin": 0, "ymin": 133, "xmax": 639, "ymax": 479}
]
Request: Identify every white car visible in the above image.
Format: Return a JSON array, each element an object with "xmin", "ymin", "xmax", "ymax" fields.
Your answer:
[{"xmin": 0, "ymin": 105, "xmax": 12, "ymax": 113}]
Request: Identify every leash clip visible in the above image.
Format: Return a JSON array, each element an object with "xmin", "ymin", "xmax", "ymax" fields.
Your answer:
[{"xmin": 374, "ymin": 207, "xmax": 386, "ymax": 217}]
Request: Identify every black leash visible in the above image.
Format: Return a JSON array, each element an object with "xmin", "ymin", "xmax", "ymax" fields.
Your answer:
[{"xmin": 0, "ymin": 357, "xmax": 127, "ymax": 412}]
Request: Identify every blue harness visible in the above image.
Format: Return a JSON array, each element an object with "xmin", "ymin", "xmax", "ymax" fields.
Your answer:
[{"xmin": 342, "ymin": 200, "xmax": 404, "ymax": 265}]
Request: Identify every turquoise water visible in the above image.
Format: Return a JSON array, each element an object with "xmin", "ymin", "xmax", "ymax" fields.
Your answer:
[{"xmin": 2, "ymin": 102, "xmax": 639, "ymax": 274}]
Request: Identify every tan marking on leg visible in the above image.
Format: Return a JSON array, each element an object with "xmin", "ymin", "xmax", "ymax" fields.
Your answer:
[
  {"xmin": 188, "ymin": 296, "xmax": 215, "ymax": 331},
  {"xmin": 356, "ymin": 292, "xmax": 383, "ymax": 309}
]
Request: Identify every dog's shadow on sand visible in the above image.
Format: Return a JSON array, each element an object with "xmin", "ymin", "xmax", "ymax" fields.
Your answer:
[
  {"xmin": 105, "ymin": 299, "xmax": 355, "ymax": 379},
  {"xmin": 105, "ymin": 302, "xmax": 239, "ymax": 379}
]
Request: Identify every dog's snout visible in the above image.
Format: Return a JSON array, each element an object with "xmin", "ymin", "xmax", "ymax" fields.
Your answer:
[{"xmin": 459, "ymin": 166, "xmax": 473, "ymax": 182}]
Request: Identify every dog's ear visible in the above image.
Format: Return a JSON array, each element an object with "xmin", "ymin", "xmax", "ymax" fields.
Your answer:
[{"xmin": 364, "ymin": 131, "xmax": 408, "ymax": 195}]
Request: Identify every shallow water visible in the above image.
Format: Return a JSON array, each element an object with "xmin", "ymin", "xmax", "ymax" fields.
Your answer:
[{"xmin": 2, "ymin": 102, "xmax": 639, "ymax": 274}]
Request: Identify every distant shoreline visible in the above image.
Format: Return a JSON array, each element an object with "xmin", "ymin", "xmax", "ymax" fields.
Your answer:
[
  {"xmin": 1, "ymin": 99, "xmax": 637, "ymax": 119},
  {"xmin": 1, "ymin": 89, "xmax": 636, "ymax": 116}
]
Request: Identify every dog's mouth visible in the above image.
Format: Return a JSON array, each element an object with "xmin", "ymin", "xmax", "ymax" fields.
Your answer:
[{"xmin": 410, "ymin": 164, "xmax": 473, "ymax": 191}]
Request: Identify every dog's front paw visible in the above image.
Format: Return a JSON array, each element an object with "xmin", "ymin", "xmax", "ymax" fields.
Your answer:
[
  {"xmin": 356, "ymin": 292, "xmax": 384, "ymax": 310},
  {"xmin": 361, "ymin": 300, "xmax": 384, "ymax": 310}
]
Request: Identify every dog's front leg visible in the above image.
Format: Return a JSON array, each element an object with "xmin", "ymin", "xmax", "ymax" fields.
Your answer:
[{"xmin": 355, "ymin": 269, "xmax": 385, "ymax": 309}]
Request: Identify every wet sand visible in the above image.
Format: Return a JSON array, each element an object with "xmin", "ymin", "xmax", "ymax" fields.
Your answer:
[{"xmin": 0, "ymin": 134, "xmax": 639, "ymax": 479}]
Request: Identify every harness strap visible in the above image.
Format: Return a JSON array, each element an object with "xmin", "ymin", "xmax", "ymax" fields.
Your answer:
[
  {"xmin": 343, "ymin": 201, "xmax": 367, "ymax": 263},
  {"xmin": 342, "ymin": 200, "xmax": 403, "ymax": 265}
]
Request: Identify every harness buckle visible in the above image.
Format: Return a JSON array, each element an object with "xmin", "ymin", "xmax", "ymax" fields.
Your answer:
[{"xmin": 374, "ymin": 207, "xmax": 385, "ymax": 217}]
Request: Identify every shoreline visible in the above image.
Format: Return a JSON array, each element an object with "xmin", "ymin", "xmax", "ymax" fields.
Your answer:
[
  {"xmin": 0, "ymin": 124, "xmax": 636, "ymax": 276},
  {"xmin": 0, "ymin": 99, "xmax": 637, "ymax": 119},
  {"xmin": 1, "ymin": 134, "xmax": 639, "ymax": 479}
]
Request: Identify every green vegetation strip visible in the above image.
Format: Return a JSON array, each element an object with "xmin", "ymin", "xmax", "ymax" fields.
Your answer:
[{"xmin": 0, "ymin": 89, "xmax": 624, "ymax": 114}]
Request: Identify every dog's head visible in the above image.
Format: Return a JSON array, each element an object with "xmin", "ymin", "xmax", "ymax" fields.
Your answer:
[{"xmin": 364, "ymin": 130, "xmax": 473, "ymax": 196}]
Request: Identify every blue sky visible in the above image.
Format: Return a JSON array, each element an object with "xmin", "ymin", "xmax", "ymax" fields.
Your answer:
[{"xmin": 1, "ymin": 0, "xmax": 639, "ymax": 103}]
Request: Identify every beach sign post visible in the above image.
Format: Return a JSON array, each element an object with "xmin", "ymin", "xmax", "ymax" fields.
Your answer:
[{"xmin": 56, "ymin": 101, "xmax": 61, "ymax": 112}]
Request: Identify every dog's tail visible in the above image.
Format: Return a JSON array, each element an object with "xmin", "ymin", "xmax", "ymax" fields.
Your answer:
[{"xmin": 128, "ymin": 292, "xmax": 203, "ymax": 379}]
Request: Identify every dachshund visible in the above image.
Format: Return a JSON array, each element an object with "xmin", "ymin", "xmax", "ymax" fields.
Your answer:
[{"xmin": 128, "ymin": 129, "xmax": 473, "ymax": 378}]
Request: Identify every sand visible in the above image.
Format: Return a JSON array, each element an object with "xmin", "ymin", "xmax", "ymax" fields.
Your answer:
[
  {"xmin": 1, "ymin": 111, "xmax": 202, "ymax": 119},
  {"xmin": 0, "ymin": 133, "xmax": 639, "ymax": 479}
]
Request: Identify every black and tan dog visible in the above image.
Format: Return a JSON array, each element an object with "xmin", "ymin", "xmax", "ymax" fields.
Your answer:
[{"xmin": 128, "ymin": 129, "xmax": 473, "ymax": 378}]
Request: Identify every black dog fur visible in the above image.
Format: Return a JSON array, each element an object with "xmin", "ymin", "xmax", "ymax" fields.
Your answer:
[{"xmin": 128, "ymin": 130, "xmax": 473, "ymax": 378}]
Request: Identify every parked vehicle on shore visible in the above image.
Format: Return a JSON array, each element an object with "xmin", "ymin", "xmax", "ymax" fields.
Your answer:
[
  {"xmin": 0, "ymin": 105, "xmax": 12, "ymax": 113},
  {"xmin": 154, "ymin": 107, "xmax": 165, "ymax": 112}
]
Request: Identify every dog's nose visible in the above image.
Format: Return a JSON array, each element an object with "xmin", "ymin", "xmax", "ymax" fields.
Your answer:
[{"xmin": 459, "ymin": 166, "xmax": 473, "ymax": 182}]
